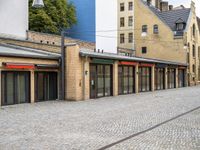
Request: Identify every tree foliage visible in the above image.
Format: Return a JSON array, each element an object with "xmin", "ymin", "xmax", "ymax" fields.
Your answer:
[{"xmin": 29, "ymin": 0, "xmax": 77, "ymax": 34}]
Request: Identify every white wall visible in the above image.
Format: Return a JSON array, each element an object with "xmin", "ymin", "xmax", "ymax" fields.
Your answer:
[
  {"xmin": 96, "ymin": 0, "xmax": 118, "ymax": 53},
  {"xmin": 0, "ymin": 0, "xmax": 28, "ymax": 39}
]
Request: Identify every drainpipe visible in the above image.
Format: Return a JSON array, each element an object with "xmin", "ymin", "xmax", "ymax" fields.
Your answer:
[{"xmin": 61, "ymin": 31, "xmax": 66, "ymax": 100}]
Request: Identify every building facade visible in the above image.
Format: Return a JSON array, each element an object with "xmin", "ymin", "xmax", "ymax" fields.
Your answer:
[
  {"xmin": 0, "ymin": 32, "xmax": 188, "ymax": 106},
  {"xmin": 118, "ymin": 0, "xmax": 135, "ymax": 55},
  {"xmin": 134, "ymin": 0, "xmax": 200, "ymax": 86}
]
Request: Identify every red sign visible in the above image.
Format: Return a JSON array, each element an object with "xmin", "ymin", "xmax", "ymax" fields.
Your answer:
[
  {"xmin": 3, "ymin": 63, "xmax": 35, "ymax": 69},
  {"xmin": 139, "ymin": 63, "xmax": 155, "ymax": 67},
  {"xmin": 119, "ymin": 61, "xmax": 138, "ymax": 66}
]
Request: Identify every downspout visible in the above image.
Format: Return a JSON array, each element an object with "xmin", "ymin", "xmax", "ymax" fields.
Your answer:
[{"xmin": 61, "ymin": 31, "xmax": 66, "ymax": 100}]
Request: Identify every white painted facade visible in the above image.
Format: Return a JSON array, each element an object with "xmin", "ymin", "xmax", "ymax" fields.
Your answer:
[
  {"xmin": 0, "ymin": 0, "xmax": 28, "ymax": 39},
  {"xmin": 96, "ymin": 0, "xmax": 118, "ymax": 53}
]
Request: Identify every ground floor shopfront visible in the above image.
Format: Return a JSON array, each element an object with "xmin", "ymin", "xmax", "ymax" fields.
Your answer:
[
  {"xmin": 88, "ymin": 61, "xmax": 187, "ymax": 99},
  {"xmin": 79, "ymin": 49, "xmax": 188, "ymax": 100},
  {"xmin": 0, "ymin": 44, "xmax": 188, "ymax": 106}
]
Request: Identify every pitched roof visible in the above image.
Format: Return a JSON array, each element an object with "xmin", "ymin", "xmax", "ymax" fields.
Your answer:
[
  {"xmin": 141, "ymin": 1, "xmax": 191, "ymax": 31},
  {"xmin": 0, "ymin": 44, "xmax": 60, "ymax": 59}
]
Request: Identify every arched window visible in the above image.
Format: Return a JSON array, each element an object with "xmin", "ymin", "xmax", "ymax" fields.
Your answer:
[{"xmin": 153, "ymin": 24, "xmax": 159, "ymax": 34}]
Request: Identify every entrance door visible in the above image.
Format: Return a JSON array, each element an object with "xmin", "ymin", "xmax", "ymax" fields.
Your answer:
[
  {"xmin": 118, "ymin": 66, "xmax": 135, "ymax": 95},
  {"xmin": 138, "ymin": 67, "xmax": 151, "ymax": 92},
  {"xmin": 1, "ymin": 71, "xmax": 30, "ymax": 106},
  {"xmin": 168, "ymin": 68, "xmax": 176, "ymax": 89},
  {"xmin": 90, "ymin": 64, "xmax": 112, "ymax": 99},
  {"xmin": 35, "ymin": 72, "xmax": 58, "ymax": 102},
  {"xmin": 155, "ymin": 68, "xmax": 165, "ymax": 90},
  {"xmin": 178, "ymin": 69, "xmax": 185, "ymax": 87}
]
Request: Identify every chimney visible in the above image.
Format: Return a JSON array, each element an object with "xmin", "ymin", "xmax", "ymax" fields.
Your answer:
[
  {"xmin": 160, "ymin": 1, "xmax": 169, "ymax": 11},
  {"xmin": 147, "ymin": 0, "xmax": 152, "ymax": 6},
  {"xmin": 190, "ymin": 1, "xmax": 196, "ymax": 14},
  {"xmin": 169, "ymin": 5, "xmax": 173, "ymax": 11},
  {"xmin": 155, "ymin": 0, "xmax": 161, "ymax": 10}
]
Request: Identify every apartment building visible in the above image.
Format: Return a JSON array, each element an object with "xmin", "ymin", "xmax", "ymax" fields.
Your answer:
[
  {"xmin": 134, "ymin": 0, "xmax": 200, "ymax": 86},
  {"xmin": 118, "ymin": 0, "xmax": 135, "ymax": 55}
]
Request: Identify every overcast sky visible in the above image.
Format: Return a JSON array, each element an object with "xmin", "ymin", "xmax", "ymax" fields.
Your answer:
[{"xmin": 168, "ymin": 0, "xmax": 200, "ymax": 17}]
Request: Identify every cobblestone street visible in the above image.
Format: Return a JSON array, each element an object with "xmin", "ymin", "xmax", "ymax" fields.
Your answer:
[{"xmin": 0, "ymin": 86, "xmax": 200, "ymax": 150}]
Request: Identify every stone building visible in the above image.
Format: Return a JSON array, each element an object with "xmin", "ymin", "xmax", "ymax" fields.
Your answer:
[{"xmin": 134, "ymin": 0, "xmax": 200, "ymax": 86}]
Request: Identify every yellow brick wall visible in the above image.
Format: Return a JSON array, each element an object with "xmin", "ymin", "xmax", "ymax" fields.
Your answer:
[
  {"xmin": 27, "ymin": 31, "xmax": 95, "ymax": 50},
  {"xmin": 134, "ymin": 0, "xmax": 187, "ymax": 64},
  {"xmin": 65, "ymin": 44, "xmax": 84, "ymax": 101}
]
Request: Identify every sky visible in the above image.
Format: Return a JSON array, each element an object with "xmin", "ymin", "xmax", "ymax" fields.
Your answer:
[{"xmin": 168, "ymin": 0, "xmax": 200, "ymax": 17}]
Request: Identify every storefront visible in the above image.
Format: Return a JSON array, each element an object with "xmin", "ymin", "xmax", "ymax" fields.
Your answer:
[
  {"xmin": 154, "ymin": 65, "xmax": 165, "ymax": 90},
  {"xmin": 1, "ymin": 71, "xmax": 30, "ymax": 106},
  {"xmin": 90, "ymin": 59, "xmax": 113, "ymax": 99},
  {"xmin": 138, "ymin": 64, "xmax": 152, "ymax": 92},
  {"xmin": 167, "ymin": 68, "xmax": 176, "ymax": 89},
  {"xmin": 178, "ymin": 68, "xmax": 185, "ymax": 88},
  {"xmin": 118, "ymin": 61, "xmax": 136, "ymax": 95},
  {"xmin": 35, "ymin": 72, "xmax": 58, "ymax": 102}
]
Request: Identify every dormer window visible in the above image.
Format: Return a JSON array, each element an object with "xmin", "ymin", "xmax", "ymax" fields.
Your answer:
[
  {"xmin": 175, "ymin": 18, "xmax": 186, "ymax": 31},
  {"xmin": 176, "ymin": 23, "xmax": 184, "ymax": 31}
]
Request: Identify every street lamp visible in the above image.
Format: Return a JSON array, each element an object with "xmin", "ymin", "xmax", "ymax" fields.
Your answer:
[
  {"xmin": 32, "ymin": 0, "xmax": 44, "ymax": 8},
  {"xmin": 32, "ymin": 1, "xmax": 66, "ymax": 100}
]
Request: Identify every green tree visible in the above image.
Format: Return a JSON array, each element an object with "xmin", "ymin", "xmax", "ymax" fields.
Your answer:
[{"xmin": 29, "ymin": 0, "xmax": 77, "ymax": 34}]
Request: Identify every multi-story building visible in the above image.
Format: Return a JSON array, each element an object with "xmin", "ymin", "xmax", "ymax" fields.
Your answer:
[
  {"xmin": 134, "ymin": 0, "xmax": 200, "ymax": 86},
  {"xmin": 118, "ymin": 0, "xmax": 135, "ymax": 55}
]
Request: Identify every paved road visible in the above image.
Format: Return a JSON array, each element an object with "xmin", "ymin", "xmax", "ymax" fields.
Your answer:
[{"xmin": 0, "ymin": 86, "xmax": 200, "ymax": 150}]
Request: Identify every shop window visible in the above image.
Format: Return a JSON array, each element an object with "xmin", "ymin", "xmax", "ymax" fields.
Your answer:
[
  {"xmin": 35, "ymin": 72, "xmax": 58, "ymax": 102},
  {"xmin": 1, "ymin": 72, "xmax": 30, "ymax": 106},
  {"xmin": 142, "ymin": 47, "xmax": 147, "ymax": 54},
  {"xmin": 118, "ymin": 66, "xmax": 135, "ymax": 95}
]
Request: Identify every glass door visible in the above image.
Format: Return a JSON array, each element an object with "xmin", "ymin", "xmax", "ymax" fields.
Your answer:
[
  {"xmin": 90, "ymin": 64, "xmax": 112, "ymax": 99},
  {"xmin": 118, "ymin": 66, "xmax": 135, "ymax": 95},
  {"xmin": 155, "ymin": 68, "xmax": 165, "ymax": 90},
  {"xmin": 168, "ymin": 68, "xmax": 176, "ymax": 89},
  {"xmin": 178, "ymin": 69, "xmax": 185, "ymax": 87},
  {"xmin": 35, "ymin": 72, "xmax": 58, "ymax": 102},
  {"xmin": 139, "ymin": 67, "xmax": 151, "ymax": 92},
  {"xmin": 1, "ymin": 72, "xmax": 30, "ymax": 106}
]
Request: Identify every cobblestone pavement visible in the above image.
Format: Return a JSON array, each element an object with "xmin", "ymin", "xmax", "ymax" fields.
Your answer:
[{"xmin": 0, "ymin": 86, "xmax": 200, "ymax": 150}]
